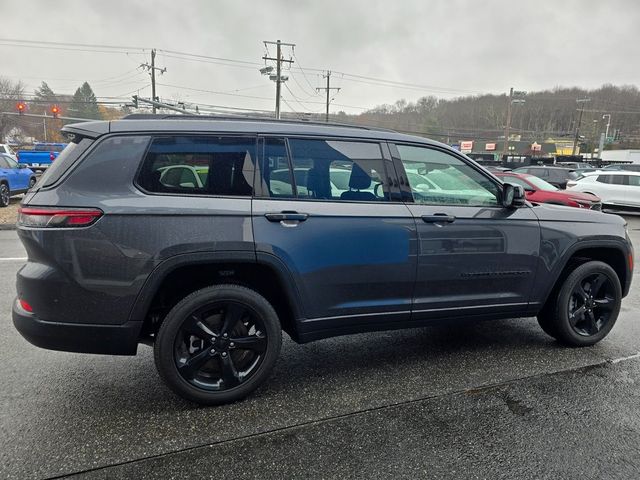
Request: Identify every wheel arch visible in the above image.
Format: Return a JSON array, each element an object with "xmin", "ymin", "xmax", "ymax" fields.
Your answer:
[
  {"xmin": 539, "ymin": 241, "xmax": 630, "ymax": 311},
  {"xmin": 129, "ymin": 251, "xmax": 305, "ymax": 343}
]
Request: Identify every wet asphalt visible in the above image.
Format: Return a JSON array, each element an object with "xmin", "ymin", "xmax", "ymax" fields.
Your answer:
[{"xmin": 2, "ymin": 215, "xmax": 640, "ymax": 479}]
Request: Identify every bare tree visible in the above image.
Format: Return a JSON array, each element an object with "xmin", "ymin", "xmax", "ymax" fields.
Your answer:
[{"xmin": 0, "ymin": 77, "xmax": 25, "ymax": 142}]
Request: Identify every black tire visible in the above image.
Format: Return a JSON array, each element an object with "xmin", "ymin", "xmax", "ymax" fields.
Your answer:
[
  {"xmin": 537, "ymin": 261, "xmax": 621, "ymax": 346},
  {"xmin": 0, "ymin": 183, "xmax": 9, "ymax": 207},
  {"xmin": 28, "ymin": 177, "xmax": 36, "ymax": 190},
  {"xmin": 154, "ymin": 284, "xmax": 282, "ymax": 405}
]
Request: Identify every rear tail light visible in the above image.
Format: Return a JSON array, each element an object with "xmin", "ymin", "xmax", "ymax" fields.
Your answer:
[
  {"xmin": 19, "ymin": 299, "xmax": 33, "ymax": 313},
  {"xmin": 17, "ymin": 207, "xmax": 103, "ymax": 228},
  {"xmin": 49, "ymin": 152, "xmax": 55, "ymax": 161}
]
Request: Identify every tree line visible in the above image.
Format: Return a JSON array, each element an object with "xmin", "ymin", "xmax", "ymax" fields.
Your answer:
[
  {"xmin": 338, "ymin": 84, "xmax": 640, "ymax": 150},
  {"xmin": 0, "ymin": 78, "xmax": 123, "ymax": 143}
]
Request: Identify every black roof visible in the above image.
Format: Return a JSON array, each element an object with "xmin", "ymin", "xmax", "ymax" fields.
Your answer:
[{"xmin": 61, "ymin": 115, "xmax": 443, "ymax": 146}]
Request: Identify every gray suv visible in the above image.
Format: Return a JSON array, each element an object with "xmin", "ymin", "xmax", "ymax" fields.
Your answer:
[{"xmin": 13, "ymin": 116, "xmax": 634, "ymax": 405}]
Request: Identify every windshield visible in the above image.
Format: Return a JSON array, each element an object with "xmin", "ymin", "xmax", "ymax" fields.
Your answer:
[{"xmin": 525, "ymin": 175, "xmax": 558, "ymax": 191}]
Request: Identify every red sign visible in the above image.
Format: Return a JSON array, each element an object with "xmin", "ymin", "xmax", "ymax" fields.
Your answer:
[
  {"xmin": 485, "ymin": 143, "xmax": 496, "ymax": 151},
  {"xmin": 531, "ymin": 142, "xmax": 542, "ymax": 152},
  {"xmin": 460, "ymin": 141, "xmax": 473, "ymax": 152}
]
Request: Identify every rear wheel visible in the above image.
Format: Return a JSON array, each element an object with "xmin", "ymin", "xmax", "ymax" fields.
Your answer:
[
  {"xmin": 537, "ymin": 261, "xmax": 621, "ymax": 346},
  {"xmin": 154, "ymin": 284, "xmax": 282, "ymax": 405},
  {"xmin": 28, "ymin": 177, "xmax": 36, "ymax": 189},
  {"xmin": 0, "ymin": 183, "xmax": 9, "ymax": 207}
]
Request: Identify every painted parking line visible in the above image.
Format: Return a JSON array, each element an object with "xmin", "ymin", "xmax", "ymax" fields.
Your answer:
[{"xmin": 0, "ymin": 257, "xmax": 27, "ymax": 261}]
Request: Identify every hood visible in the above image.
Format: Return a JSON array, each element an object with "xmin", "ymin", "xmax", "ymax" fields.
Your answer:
[{"xmin": 529, "ymin": 202, "xmax": 625, "ymax": 226}]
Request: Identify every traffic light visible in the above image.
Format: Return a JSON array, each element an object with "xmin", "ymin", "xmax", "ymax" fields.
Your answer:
[
  {"xmin": 16, "ymin": 102, "xmax": 26, "ymax": 114},
  {"xmin": 132, "ymin": 95, "xmax": 138, "ymax": 108},
  {"xmin": 51, "ymin": 105, "xmax": 60, "ymax": 119}
]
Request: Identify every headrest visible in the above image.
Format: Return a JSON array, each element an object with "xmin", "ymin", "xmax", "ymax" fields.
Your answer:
[{"xmin": 349, "ymin": 164, "xmax": 372, "ymax": 190}]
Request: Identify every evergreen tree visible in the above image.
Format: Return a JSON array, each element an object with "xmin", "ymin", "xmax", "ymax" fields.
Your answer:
[
  {"xmin": 68, "ymin": 82, "xmax": 101, "ymax": 120},
  {"xmin": 34, "ymin": 81, "xmax": 57, "ymax": 102}
]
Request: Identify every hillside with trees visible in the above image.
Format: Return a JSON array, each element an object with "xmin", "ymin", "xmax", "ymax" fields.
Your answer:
[{"xmin": 341, "ymin": 85, "xmax": 640, "ymax": 150}]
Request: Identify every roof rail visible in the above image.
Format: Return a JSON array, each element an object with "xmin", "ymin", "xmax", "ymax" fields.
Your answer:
[{"xmin": 120, "ymin": 113, "xmax": 392, "ymax": 132}]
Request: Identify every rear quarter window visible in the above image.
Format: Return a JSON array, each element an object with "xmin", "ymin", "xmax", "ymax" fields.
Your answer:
[{"xmin": 38, "ymin": 138, "xmax": 94, "ymax": 188}]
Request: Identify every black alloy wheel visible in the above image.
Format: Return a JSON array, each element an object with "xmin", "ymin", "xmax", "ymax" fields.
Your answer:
[
  {"xmin": 155, "ymin": 285, "xmax": 281, "ymax": 405},
  {"xmin": 568, "ymin": 272, "xmax": 616, "ymax": 337},
  {"xmin": 537, "ymin": 260, "xmax": 622, "ymax": 346},
  {"xmin": 0, "ymin": 184, "xmax": 10, "ymax": 207}
]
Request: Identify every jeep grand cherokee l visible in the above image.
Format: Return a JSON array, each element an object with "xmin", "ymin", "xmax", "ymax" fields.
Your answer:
[{"xmin": 13, "ymin": 116, "xmax": 634, "ymax": 405}]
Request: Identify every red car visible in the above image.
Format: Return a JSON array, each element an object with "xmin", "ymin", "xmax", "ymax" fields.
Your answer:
[{"xmin": 495, "ymin": 172, "xmax": 602, "ymax": 210}]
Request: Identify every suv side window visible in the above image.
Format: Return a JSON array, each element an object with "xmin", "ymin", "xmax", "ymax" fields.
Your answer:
[
  {"xmin": 628, "ymin": 175, "xmax": 640, "ymax": 187},
  {"xmin": 137, "ymin": 136, "xmax": 256, "ymax": 196},
  {"xmin": 0, "ymin": 156, "xmax": 9, "ymax": 168},
  {"xmin": 288, "ymin": 139, "xmax": 389, "ymax": 201},
  {"xmin": 256, "ymin": 138, "xmax": 295, "ymax": 198},
  {"xmin": 597, "ymin": 175, "xmax": 611, "ymax": 184},
  {"xmin": 611, "ymin": 175, "xmax": 628, "ymax": 185},
  {"xmin": 395, "ymin": 144, "xmax": 499, "ymax": 206}
]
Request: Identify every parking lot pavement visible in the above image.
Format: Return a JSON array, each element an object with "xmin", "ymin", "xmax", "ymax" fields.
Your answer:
[{"xmin": 1, "ymin": 217, "xmax": 640, "ymax": 479}]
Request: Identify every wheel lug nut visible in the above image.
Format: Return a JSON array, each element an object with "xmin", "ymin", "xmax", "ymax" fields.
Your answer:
[
  {"xmin": 230, "ymin": 342, "xmax": 235, "ymax": 347},
  {"xmin": 210, "ymin": 349, "xmax": 216, "ymax": 355},
  {"xmin": 223, "ymin": 333, "xmax": 228, "ymax": 338},
  {"xmin": 222, "ymin": 352, "xmax": 227, "ymax": 357}
]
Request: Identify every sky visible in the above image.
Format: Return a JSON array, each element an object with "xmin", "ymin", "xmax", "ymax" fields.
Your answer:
[{"xmin": 0, "ymin": 0, "xmax": 639, "ymax": 115}]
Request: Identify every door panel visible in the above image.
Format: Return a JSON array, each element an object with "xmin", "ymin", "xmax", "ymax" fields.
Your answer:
[
  {"xmin": 391, "ymin": 143, "xmax": 540, "ymax": 318},
  {"xmin": 253, "ymin": 199, "xmax": 417, "ymax": 322},
  {"xmin": 253, "ymin": 137, "xmax": 417, "ymax": 326}
]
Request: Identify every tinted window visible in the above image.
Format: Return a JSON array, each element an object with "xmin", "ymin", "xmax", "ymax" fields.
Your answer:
[
  {"xmin": 611, "ymin": 175, "xmax": 627, "ymax": 185},
  {"xmin": 138, "ymin": 136, "xmax": 256, "ymax": 196},
  {"xmin": 597, "ymin": 175, "xmax": 612, "ymax": 184},
  {"xmin": 39, "ymin": 138, "xmax": 94, "ymax": 188},
  {"xmin": 628, "ymin": 176, "xmax": 640, "ymax": 187},
  {"xmin": 288, "ymin": 139, "xmax": 389, "ymax": 201},
  {"xmin": 397, "ymin": 145, "xmax": 499, "ymax": 206},
  {"xmin": 0, "ymin": 157, "xmax": 8, "ymax": 168},
  {"xmin": 256, "ymin": 138, "xmax": 294, "ymax": 198}
]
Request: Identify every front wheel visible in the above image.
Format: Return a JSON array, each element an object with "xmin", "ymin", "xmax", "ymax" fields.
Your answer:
[
  {"xmin": 537, "ymin": 261, "xmax": 622, "ymax": 346},
  {"xmin": 154, "ymin": 284, "xmax": 282, "ymax": 405}
]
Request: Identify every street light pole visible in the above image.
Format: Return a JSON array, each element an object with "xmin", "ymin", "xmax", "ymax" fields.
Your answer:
[
  {"xmin": 602, "ymin": 114, "xmax": 611, "ymax": 140},
  {"xmin": 571, "ymin": 98, "xmax": 591, "ymax": 156}
]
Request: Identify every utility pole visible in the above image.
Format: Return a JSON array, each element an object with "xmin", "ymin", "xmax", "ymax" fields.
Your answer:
[
  {"xmin": 262, "ymin": 40, "xmax": 295, "ymax": 119},
  {"xmin": 316, "ymin": 71, "xmax": 340, "ymax": 122},
  {"xmin": 502, "ymin": 87, "xmax": 513, "ymax": 160},
  {"xmin": 572, "ymin": 98, "xmax": 591, "ymax": 155},
  {"xmin": 140, "ymin": 49, "xmax": 166, "ymax": 114}
]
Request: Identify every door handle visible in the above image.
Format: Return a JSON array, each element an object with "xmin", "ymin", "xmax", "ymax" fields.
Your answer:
[
  {"xmin": 265, "ymin": 212, "xmax": 309, "ymax": 222},
  {"xmin": 422, "ymin": 213, "xmax": 456, "ymax": 223}
]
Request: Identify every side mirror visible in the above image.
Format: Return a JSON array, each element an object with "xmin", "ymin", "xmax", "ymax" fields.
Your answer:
[
  {"xmin": 502, "ymin": 183, "xmax": 526, "ymax": 208},
  {"xmin": 18, "ymin": 163, "xmax": 28, "ymax": 169}
]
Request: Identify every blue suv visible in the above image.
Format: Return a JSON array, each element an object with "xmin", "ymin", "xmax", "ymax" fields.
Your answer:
[
  {"xmin": 0, "ymin": 153, "xmax": 36, "ymax": 207},
  {"xmin": 12, "ymin": 116, "xmax": 634, "ymax": 405}
]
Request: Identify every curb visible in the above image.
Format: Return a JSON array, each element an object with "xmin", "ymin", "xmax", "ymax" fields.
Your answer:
[{"xmin": 0, "ymin": 224, "xmax": 17, "ymax": 231}]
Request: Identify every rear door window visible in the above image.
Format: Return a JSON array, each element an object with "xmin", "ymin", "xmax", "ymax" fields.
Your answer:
[
  {"xmin": 287, "ymin": 139, "xmax": 390, "ymax": 202},
  {"xmin": 137, "ymin": 136, "xmax": 256, "ymax": 196}
]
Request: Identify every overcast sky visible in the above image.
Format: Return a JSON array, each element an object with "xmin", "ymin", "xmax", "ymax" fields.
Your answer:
[{"xmin": 1, "ymin": 0, "xmax": 639, "ymax": 114}]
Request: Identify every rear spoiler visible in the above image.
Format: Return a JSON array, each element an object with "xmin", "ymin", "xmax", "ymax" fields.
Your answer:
[{"xmin": 61, "ymin": 121, "xmax": 110, "ymax": 141}]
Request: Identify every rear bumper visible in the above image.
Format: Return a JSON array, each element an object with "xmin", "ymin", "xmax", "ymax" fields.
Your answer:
[{"xmin": 12, "ymin": 298, "xmax": 141, "ymax": 355}]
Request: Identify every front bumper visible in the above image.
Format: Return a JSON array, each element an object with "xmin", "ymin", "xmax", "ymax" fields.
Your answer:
[{"xmin": 12, "ymin": 298, "xmax": 141, "ymax": 355}]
